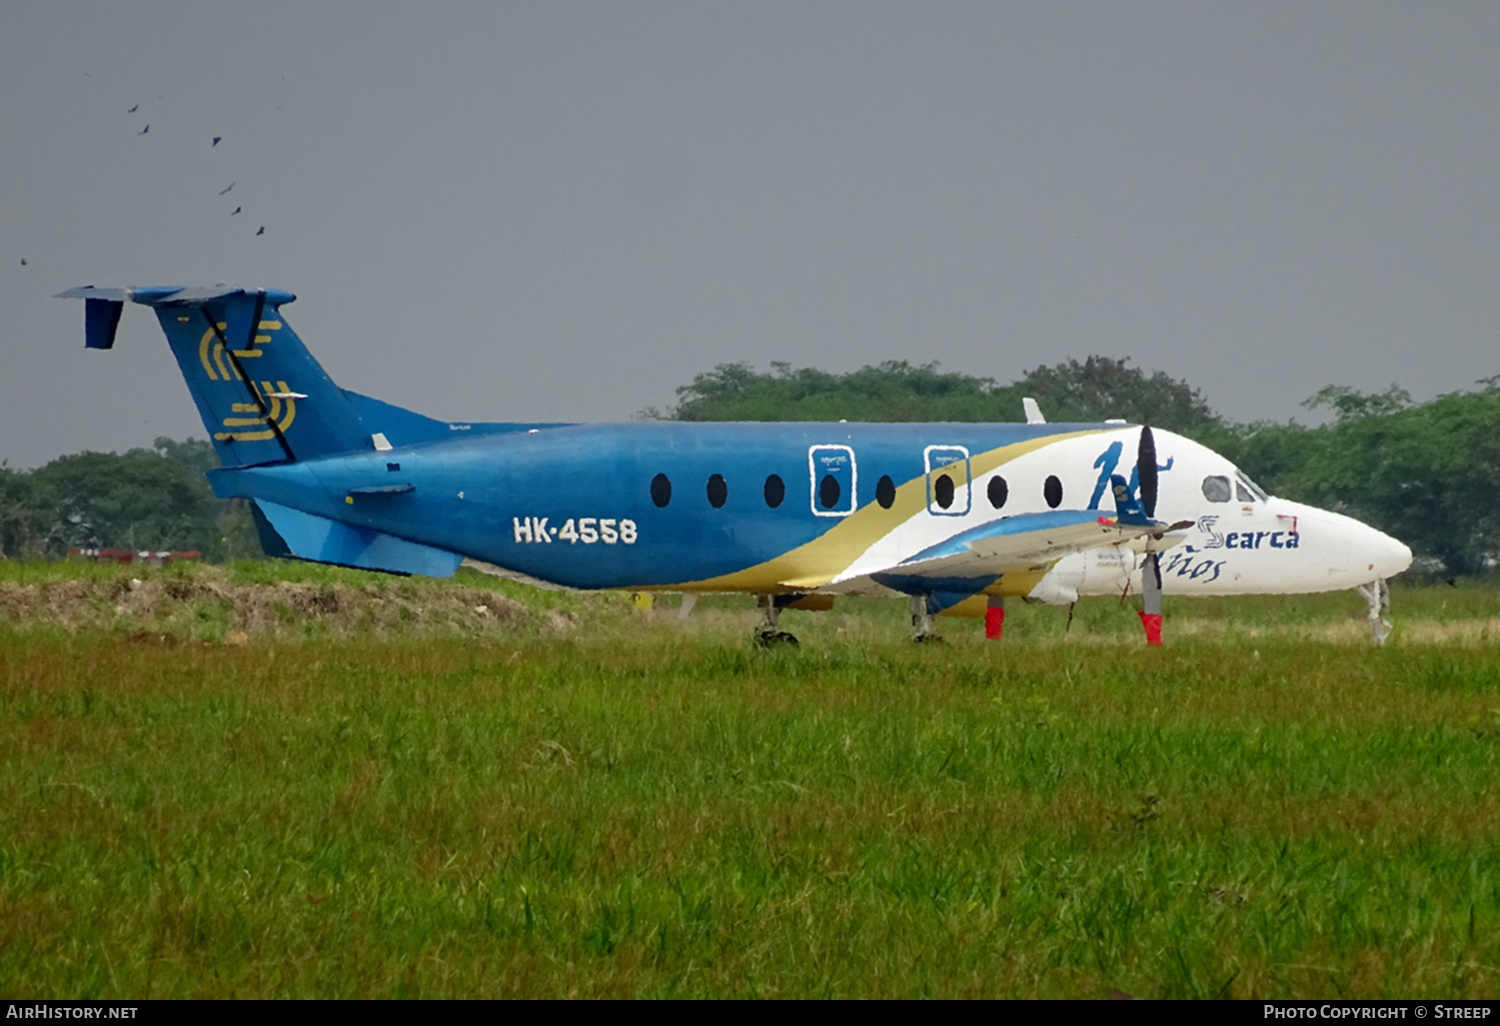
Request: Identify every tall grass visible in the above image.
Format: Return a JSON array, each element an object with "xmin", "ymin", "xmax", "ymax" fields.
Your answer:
[{"xmin": 2, "ymin": 568, "xmax": 1499, "ymax": 997}]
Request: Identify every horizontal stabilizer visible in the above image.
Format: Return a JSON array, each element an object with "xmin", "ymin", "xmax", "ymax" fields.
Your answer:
[
  {"xmin": 253, "ymin": 500, "xmax": 462, "ymax": 578},
  {"xmin": 56, "ymin": 284, "xmax": 296, "ymax": 306},
  {"xmin": 58, "ymin": 285, "xmax": 299, "ymax": 350}
]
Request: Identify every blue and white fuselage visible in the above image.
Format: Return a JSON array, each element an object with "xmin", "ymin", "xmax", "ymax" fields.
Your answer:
[{"xmin": 57, "ymin": 285, "xmax": 1412, "ymax": 637}]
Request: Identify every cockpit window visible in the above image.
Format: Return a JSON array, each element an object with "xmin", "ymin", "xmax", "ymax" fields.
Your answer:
[
  {"xmin": 1237, "ymin": 473, "xmax": 1270, "ymax": 502},
  {"xmin": 1201, "ymin": 475, "xmax": 1231, "ymax": 503},
  {"xmin": 1235, "ymin": 480, "xmax": 1254, "ymax": 502}
]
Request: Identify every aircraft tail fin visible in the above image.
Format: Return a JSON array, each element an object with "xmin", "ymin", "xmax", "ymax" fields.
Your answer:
[{"xmin": 58, "ymin": 286, "xmax": 377, "ymax": 468}]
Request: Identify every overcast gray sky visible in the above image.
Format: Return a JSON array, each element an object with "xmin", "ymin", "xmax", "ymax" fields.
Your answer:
[{"xmin": 3, "ymin": 1, "xmax": 1497, "ymax": 468}]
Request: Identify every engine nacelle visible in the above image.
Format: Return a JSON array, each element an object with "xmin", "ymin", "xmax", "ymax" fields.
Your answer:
[{"xmin": 1027, "ymin": 547, "xmax": 1137, "ymax": 605}]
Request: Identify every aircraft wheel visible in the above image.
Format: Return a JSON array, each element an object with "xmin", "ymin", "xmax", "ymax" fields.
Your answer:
[{"xmin": 756, "ymin": 629, "xmax": 799, "ymax": 648}]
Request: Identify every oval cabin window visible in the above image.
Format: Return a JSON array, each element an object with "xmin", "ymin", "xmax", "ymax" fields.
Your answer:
[
  {"xmin": 1044, "ymin": 475, "xmax": 1063, "ymax": 509},
  {"xmin": 706, "ymin": 474, "xmax": 727, "ymax": 509},
  {"xmin": 818, "ymin": 474, "xmax": 842, "ymax": 510},
  {"xmin": 764, "ymin": 474, "xmax": 785, "ymax": 508},
  {"xmin": 988, "ymin": 476, "xmax": 1008, "ymax": 509},
  {"xmin": 933, "ymin": 473, "xmax": 955, "ymax": 510},
  {"xmin": 650, "ymin": 473, "xmax": 672, "ymax": 508},
  {"xmin": 875, "ymin": 475, "xmax": 896, "ymax": 509}
]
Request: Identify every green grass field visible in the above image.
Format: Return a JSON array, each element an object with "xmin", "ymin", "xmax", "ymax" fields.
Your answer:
[{"xmin": 3, "ymin": 562, "xmax": 1499, "ymax": 997}]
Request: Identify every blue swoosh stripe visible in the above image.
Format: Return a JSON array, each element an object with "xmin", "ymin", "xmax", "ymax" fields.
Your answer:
[{"xmin": 899, "ymin": 510, "xmax": 1110, "ymax": 565}]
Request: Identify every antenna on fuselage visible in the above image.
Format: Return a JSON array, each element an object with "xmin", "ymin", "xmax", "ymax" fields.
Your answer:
[{"xmin": 1023, "ymin": 397, "xmax": 1046, "ymax": 424}]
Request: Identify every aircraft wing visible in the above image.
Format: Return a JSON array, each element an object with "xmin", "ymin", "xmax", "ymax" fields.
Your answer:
[
  {"xmin": 830, "ymin": 473, "xmax": 1192, "ymax": 600},
  {"xmin": 860, "ymin": 510, "xmax": 1166, "ymax": 586}
]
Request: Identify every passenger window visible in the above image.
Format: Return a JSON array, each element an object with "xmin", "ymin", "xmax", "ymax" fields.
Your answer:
[
  {"xmin": 933, "ymin": 474, "xmax": 955, "ymax": 510},
  {"xmin": 875, "ymin": 475, "xmax": 896, "ymax": 509},
  {"xmin": 1201, "ymin": 476, "xmax": 1231, "ymax": 503},
  {"xmin": 651, "ymin": 473, "xmax": 672, "ymax": 508},
  {"xmin": 988, "ymin": 476, "xmax": 1008, "ymax": 509},
  {"xmin": 707, "ymin": 474, "xmax": 727, "ymax": 509},
  {"xmin": 764, "ymin": 474, "xmax": 785, "ymax": 509},
  {"xmin": 818, "ymin": 475, "xmax": 842, "ymax": 510},
  {"xmin": 1235, "ymin": 481, "xmax": 1253, "ymax": 503},
  {"xmin": 809, "ymin": 445, "xmax": 856, "ymax": 516},
  {"xmin": 924, "ymin": 445, "xmax": 970, "ymax": 515},
  {"xmin": 1044, "ymin": 475, "xmax": 1063, "ymax": 509}
]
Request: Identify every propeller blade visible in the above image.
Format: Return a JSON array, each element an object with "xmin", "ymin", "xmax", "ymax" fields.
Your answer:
[{"xmin": 1138, "ymin": 426, "xmax": 1158, "ymax": 518}]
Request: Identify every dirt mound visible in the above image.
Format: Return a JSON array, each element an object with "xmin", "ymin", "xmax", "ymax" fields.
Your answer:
[{"xmin": 0, "ymin": 566, "xmax": 567, "ymax": 639}]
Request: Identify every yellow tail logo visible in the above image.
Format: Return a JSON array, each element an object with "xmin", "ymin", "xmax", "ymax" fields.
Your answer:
[
  {"xmin": 215, "ymin": 380, "xmax": 299, "ymax": 441},
  {"xmin": 198, "ymin": 319, "xmax": 282, "ymax": 381}
]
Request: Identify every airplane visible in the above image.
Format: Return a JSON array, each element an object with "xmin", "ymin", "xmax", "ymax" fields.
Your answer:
[{"xmin": 57, "ymin": 285, "xmax": 1413, "ymax": 646}]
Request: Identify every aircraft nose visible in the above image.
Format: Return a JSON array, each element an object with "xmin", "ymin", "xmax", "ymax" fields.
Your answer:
[
  {"xmin": 1365, "ymin": 527, "xmax": 1412, "ymax": 579},
  {"xmin": 1280, "ymin": 499, "xmax": 1414, "ymax": 585}
]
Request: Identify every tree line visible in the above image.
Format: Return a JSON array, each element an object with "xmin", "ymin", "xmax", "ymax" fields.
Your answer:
[
  {"xmin": 0, "ymin": 438, "xmax": 259, "ymax": 563},
  {"xmin": 4, "ymin": 358, "xmax": 1496, "ymax": 576}
]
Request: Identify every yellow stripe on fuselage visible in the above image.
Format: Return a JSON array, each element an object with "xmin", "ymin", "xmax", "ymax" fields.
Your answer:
[{"xmin": 667, "ymin": 429, "xmax": 1108, "ymax": 592}]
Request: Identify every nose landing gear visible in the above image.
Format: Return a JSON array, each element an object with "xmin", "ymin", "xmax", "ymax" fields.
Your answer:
[{"xmin": 1355, "ymin": 578, "xmax": 1392, "ymax": 645}]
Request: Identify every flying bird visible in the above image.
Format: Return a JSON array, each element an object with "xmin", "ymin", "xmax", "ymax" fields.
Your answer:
[
  {"xmin": 127, "ymin": 103, "xmax": 138, "ymax": 113},
  {"xmin": 218, "ymin": 182, "xmax": 235, "ymax": 195},
  {"xmin": 231, "ymin": 206, "xmax": 241, "ymax": 215},
  {"xmin": 256, "ymin": 226, "xmax": 265, "ymax": 236},
  {"xmin": 138, "ymin": 124, "xmax": 149, "ymax": 135},
  {"xmin": 20, "ymin": 258, "xmax": 27, "ymax": 267},
  {"xmin": 212, "ymin": 136, "xmax": 221, "ymax": 147}
]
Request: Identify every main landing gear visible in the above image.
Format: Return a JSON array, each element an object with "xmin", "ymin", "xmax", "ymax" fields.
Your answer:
[
  {"xmin": 754, "ymin": 595, "xmax": 799, "ymax": 647},
  {"xmin": 1138, "ymin": 551, "xmax": 1164, "ymax": 647},
  {"xmin": 910, "ymin": 595, "xmax": 942, "ymax": 643}
]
